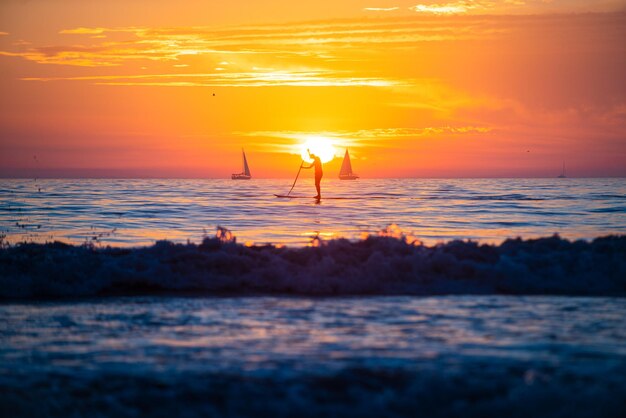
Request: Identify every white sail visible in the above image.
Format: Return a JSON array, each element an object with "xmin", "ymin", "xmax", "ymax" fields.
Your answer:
[
  {"xmin": 232, "ymin": 148, "xmax": 251, "ymax": 179},
  {"xmin": 242, "ymin": 149, "xmax": 251, "ymax": 176},
  {"xmin": 339, "ymin": 149, "xmax": 358, "ymax": 179},
  {"xmin": 339, "ymin": 150, "xmax": 353, "ymax": 176}
]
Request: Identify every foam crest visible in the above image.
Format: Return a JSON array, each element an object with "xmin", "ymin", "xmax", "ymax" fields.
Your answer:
[{"xmin": 1, "ymin": 229, "xmax": 624, "ymax": 299}]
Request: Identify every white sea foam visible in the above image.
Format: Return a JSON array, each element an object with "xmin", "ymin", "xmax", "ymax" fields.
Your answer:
[{"xmin": 1, "ymin": 231, "xmax": 624, "ymax": 299}]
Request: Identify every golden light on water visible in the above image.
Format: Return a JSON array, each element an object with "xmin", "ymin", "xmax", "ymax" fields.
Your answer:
[{"xmin": 299, "ymin": 136, "xmax": 336, "ymax": 163}]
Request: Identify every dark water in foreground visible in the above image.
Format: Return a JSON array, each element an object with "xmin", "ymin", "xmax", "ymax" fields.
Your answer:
[{"xmin": 1, "ymin": 296, "xmax": 625, "ymax": 417}]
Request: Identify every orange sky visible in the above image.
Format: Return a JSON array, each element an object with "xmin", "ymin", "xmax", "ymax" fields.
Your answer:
[{"xmin": 1, "ymin": 0, "xmax": 625, "ymax": 178}]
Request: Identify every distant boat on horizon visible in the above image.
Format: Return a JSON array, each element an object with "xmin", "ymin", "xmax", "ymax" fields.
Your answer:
[
  {"xmin": 232, "ymin": 149, "xmax": 251, "ymax": 180},
  {"xmin": 557, "ymin": 161, "xmax": 566, "ymax": 178},
  {"xmin": 338, "ymin": 149, "xmax": 359, "ymax": 180}
]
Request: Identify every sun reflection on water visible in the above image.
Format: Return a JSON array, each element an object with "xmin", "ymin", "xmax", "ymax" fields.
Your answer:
[{"xmin": 1, "ymin": 178, "xmax": 624, "ymax": 247}]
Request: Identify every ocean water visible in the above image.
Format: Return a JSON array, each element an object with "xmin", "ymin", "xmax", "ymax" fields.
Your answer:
[
  {"xmin": 1, "ymin": 296, "xmax": 625, "ymax": 417},
  {"xmin": 1, "ymin": 178, "xmax": 624, "ymax": 247},
  {"xmin": 1, "ymin": 178, "xmax": 625, "ymax": 417}
]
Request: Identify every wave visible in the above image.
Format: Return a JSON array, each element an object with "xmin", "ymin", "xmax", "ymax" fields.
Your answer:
[
  {"xmin": 1, "ymin": 230, "xmax": 624, "ymax": 299},
  {"xmin": 3, "ymin": 363, "xmax": 625, "ymax": 418},
  {"xmin": 589, "ymin": 206, "xmax": 626, "ymax": 213}
]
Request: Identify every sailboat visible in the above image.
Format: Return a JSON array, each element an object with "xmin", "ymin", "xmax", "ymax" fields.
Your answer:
[
  {"xmin": 557, "ymin": 161, "xmax": 566, "ymax": 178},
  {"xmin": 232, "ymin": 149, "xmax": 252, "ymax": 180},
  {"xmin": 338, "ymin": 149, "xmax": 359, "ymax": 180}
]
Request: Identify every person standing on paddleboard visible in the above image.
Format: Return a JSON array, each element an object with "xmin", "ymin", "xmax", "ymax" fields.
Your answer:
[{"xmin": 303, "ymin": 149, "xmax": 323, "ymax": 199}]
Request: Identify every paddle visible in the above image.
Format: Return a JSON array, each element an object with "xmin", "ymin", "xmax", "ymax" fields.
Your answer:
[{"xmin": 287, "ymin": 161, "xmax": 304, "ymax": 196}]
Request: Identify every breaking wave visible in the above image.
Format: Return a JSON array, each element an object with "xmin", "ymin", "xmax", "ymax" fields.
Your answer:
[{"xmin": 1, "ymin": 230, "xmax": 625, "ymax": 299}]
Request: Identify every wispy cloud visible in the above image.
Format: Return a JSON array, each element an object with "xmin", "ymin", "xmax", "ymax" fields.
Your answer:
[
  {"xmin": 236, "ymin": 126, "xmax": 492, "ymax": 154},
  {"xmin": 409, "ymin": 2, "xmax": 484, "ymax": 14},
  {"xmin": 405, "ymin": 0, "xmax": 623, "ymax": 15},
  {"xmin": 0, "ymin": 32, "xmax": 9, "ymax": 36},
  {"xmin": 1, "ymin": 16, "xmax": 509, "ymax": 88},
  {"xmin": 364, "ymin": 7, "xmax": 400, "ymax": 11},
  {"xmin": 241, "ymin": 127, "xmax": 491, "ymax": 139},
  {"xmin": 1, "ymin": 17, "xmax": 504, "ymax": 68},
  {"xmin": 20, "ymin": 70, "xmax": 397, "ymax": 87}
]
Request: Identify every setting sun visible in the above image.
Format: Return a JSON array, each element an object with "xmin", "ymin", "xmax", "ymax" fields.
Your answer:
[{"xmin": 299, "ymin": 136, "xmax": 336, "ymax": 164}]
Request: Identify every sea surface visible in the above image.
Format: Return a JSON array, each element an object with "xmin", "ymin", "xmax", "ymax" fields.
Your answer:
[
  {"xmin": 1, "ymin": 178, "xmax": 625, "ymax": 417},
  {"xmin": 1, "ymin": 296, "xmax": 625, "ymax": 417},
  {"xmin": 1, "ymin": 178, "xmax": 625, "ymax": 247}
]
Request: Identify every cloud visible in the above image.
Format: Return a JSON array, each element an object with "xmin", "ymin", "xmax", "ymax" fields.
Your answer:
[
  {"xmin": 2, "ymin": 16, "xmax": 509, "ymax": 89},
  {"xmin": 2, "ymin": 12, "xmax": 624, "ymax": 115},
  {"xmin": 0, "ymin": 32, "xmax": 9, "ymax": 36},
  {"xmin": 241, "ymin": 127, "xmax": 492, "ymax": 139},
  {"xmin": 21, "ymin": 70, "xmax": 397, "ymax": 88},
  {"xmin": 409, "ymin": 1, "xmax": 485, "ymax": 14},
  {"xmin": 0, "ymin": 17, "xmax": 504, "ymax": 68},
  {"xmin": 59, "ymin": 27, "xmax": 107, "ymax": 35},
  {"xmin": 236, "ymin": 126, "xmax": 493, "ymax": 154},
  {"xmin": 364, "ymin": 7, "xmax": 400, "ymax": 11},
  {"xmin": 406, "ymin": 0, "xmax": 626, "ymax": 15},
  {"xmin": 58, "ymin": 27, "xmax": 146, "ymax": 35}
]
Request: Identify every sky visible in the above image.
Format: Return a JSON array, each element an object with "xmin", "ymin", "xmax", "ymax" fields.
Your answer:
[{"xmin": 1, "ymin": 0, "xmax": 625, "ymax": 178}]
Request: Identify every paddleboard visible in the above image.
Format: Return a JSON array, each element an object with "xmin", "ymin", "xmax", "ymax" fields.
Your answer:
[
  {"xmin": 274, "ymin": 194, "xmax": 362, "ymax": 200},
  {"xmin": 274, "ymin": 194, "xmax": 318, "ymax": 199}
]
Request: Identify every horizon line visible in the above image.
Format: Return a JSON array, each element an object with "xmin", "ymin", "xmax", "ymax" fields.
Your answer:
[{"xmin": 2, "ymin": 176, "xmax": 625, "ymax": 180}]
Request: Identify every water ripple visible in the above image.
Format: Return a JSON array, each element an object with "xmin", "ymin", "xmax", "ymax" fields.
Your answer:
[{"xmin": 1, "ymin": 178, "xmax": 624, "ymax": 247}]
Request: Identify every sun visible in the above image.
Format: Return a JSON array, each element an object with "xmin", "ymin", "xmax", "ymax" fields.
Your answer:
[{"xmin": 299, "ymin": 136, "xmax": 336, "ymax": 163}]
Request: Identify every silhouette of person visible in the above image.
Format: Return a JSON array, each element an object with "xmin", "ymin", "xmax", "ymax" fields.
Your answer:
[{"xmin": 303, "ymin": 149, "xmax": 323, "ymax": 199}]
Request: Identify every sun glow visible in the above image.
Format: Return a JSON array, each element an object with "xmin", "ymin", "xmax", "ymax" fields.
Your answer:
[
  {"xmin": 1, "ymin": 2, "xmax": 624, "ymax": 179},
  {"xmin": 299, "ymin": 136, "xmax": 336, "ymax": 163}
]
